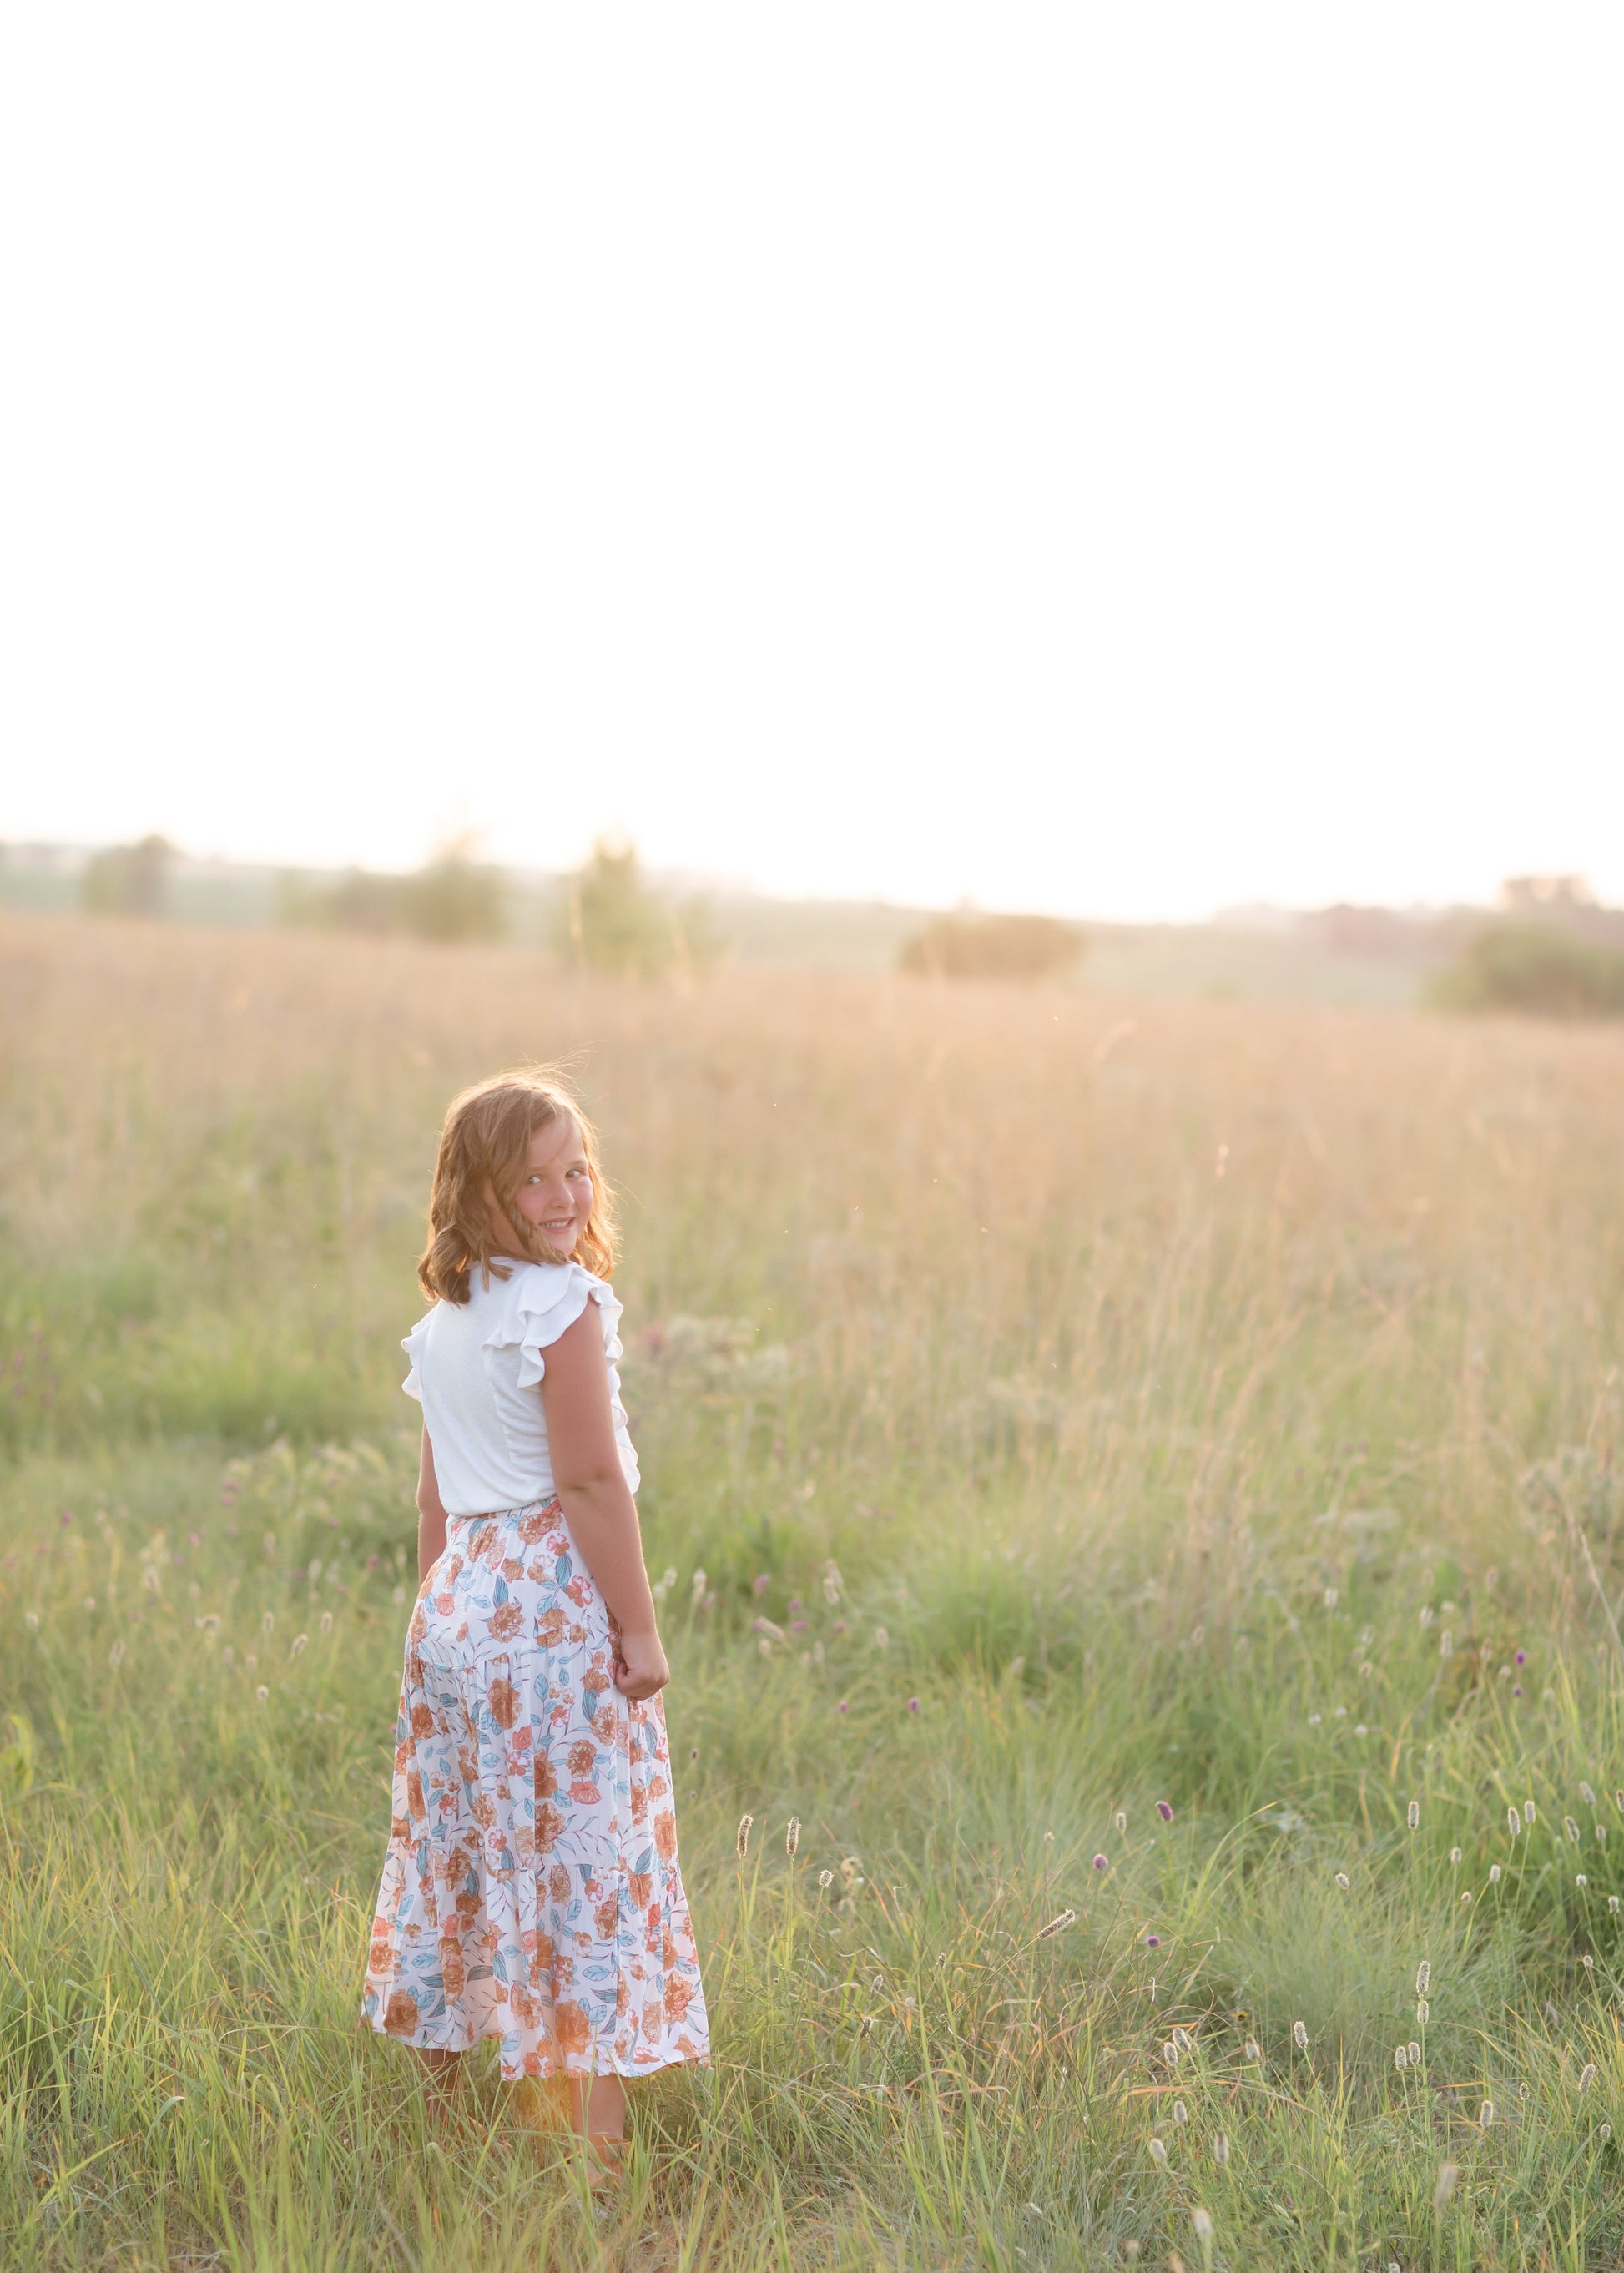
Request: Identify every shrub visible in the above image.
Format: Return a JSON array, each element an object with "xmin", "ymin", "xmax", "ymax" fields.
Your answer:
[
  {"xmin": 557, "ymin": 839, "xmax": 720, "ymax": 979},
  {"xmin": 279, "ymin": 840, "xmax": 507, "ymax": 943},
  {"xmin": 897, "ymin": 910, "xmax": 1085, "ymax": 982},
  {"xmin": 81, "ymin": 835, "xmax": 175, "ymax": 919},
  {"xmin": 1428, "ymin": 924, "xmax": 1624, "ymax": 1020}
]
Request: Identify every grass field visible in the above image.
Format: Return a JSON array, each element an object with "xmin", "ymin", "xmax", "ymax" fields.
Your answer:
[{"xmin": 3, "ymin": 911, "xmax": 1624, "ymax": 2270}]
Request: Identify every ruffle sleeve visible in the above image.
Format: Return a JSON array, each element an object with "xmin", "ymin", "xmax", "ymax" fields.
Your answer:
[
  {"xmin": 484, "ymin": 1261, "xmax": 625, "ymax": 1390},
  {"xmin": 401, "ymin": 1310, "xmax": 434, "ymax": 1403}
]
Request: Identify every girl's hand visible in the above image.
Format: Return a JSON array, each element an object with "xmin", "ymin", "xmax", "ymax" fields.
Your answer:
[{"xmin": 613, "ymin": 1627, "xmax": 670, "ymax": 1701}]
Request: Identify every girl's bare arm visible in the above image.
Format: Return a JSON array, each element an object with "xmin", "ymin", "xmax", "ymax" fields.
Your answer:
[
  {"xmin": 416, "ymin": 1429, "xmax": 449, "ymax": 1581},
  {"xmin": 541, "ymin": 1303, "xmax": 668, "ymax": 1700}
]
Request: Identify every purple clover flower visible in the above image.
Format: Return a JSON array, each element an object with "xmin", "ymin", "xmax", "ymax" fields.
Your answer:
[
  {"xmin": 1157, "ymin": 1800, "xmax": 1173, "ymax": 1822},
  {"xmin": 1092, "ymin": 1853, "xmax": 1108, "ymax": 1870}
]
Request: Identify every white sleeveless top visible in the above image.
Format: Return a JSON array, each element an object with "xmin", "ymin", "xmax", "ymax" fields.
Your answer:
[{"xmin": 401, "ymin": 1257, "xmax": 638, "ymax": 1516}]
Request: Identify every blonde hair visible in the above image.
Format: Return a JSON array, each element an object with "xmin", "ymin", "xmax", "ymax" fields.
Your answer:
[{"xmin": 417, "ymin": 1069, "xmax": 617, "ymax": 1303}]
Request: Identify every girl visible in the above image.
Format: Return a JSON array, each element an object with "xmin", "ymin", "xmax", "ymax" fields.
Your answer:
[{"xmin": 362, "ymin": 1071, "xmax": 709, "ymax": 2175}]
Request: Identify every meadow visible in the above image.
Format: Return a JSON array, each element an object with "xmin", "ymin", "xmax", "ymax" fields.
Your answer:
[{"xmin": 2, "ymin": 910, "xmax": 1623, "ymax": 2270}]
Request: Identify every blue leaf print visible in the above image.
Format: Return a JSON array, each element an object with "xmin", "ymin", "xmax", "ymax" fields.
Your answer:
[
  {"xmin": 582, "ymin": 1689, "xmax": 599, "ymax": 1720},
  {"xmin": 633, "ymin": 1847, "xmax": 653, "ymax": 1875},
  {"xmin": 555, "ymin": 1553, "xmax": 572, "ymax": 1585},
  {"xmin": 493, "ymin": 1575, "xmax": 509, "ymax": 1606}
]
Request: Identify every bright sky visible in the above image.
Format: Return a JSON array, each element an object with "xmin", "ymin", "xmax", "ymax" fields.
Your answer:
[{"xmin": 3, "ymin": 6, "xmax": 1621, "ymax": 921}]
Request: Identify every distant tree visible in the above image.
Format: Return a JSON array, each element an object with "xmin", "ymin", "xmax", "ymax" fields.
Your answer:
[
  {"xmin": 1429, "ymin": 925, "xmax": 1624, "ymax": 1020},
  {"xmin": 278, "ymin": 839, "xmax": 507, "ymax": 943},
  {"xmin": 81, "ymin": 834, "xmax": 175, "ymax": 920},
  {"xmin": 557, "ymin": 839, "xmax": 721, "ymax": 980},
  {"xmin": 897, "ymin": 910, "xmax": 1085, "ymax": 982}
]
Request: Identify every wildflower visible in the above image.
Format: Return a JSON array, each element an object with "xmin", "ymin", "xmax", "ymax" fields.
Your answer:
[
  {"xmin": 1408, "ymin": 2040, "xmax": 1421, "ymax": 2064},
  {"xmin": 1508, "ymin": 1809, "xmax": 1521, "ymax": 1838},
  {"xmin": 1602, "ymin": 2124, "xmax": 1615, "ymax": 2142},
  {"xmin": 1335, "ymin": 1872, "xmax": 1350, "ymax": 1890},
  {"xmin": 256, "ymin": 1686, "xmax": 269, "ymax": 1705},
  {"xmin": 1244, "ymin": 2039, "xmax": 1260, "ymax": 2062},
  {"xmin": 1515, "ymin": 1648, "xmax": 1526, "ymax": 1665},
  {"xmin": 1193, "ymin": 2208, "xmax": 1214, "ymax": 2245},
  {"xmin": 753, "ymin": 1574, "xmax": 770, "ymax": 1595},
  {"xmin": 1292, "ymin": 2020, "xmax": 1309, "ymax": 2051},
  {"xmin": 1450, "ymin": 1847, "xmax": 1462, "ymax": 1865},
  {"xmin": 1416, "ymin": 1961, "xmax": 1431, "ymax": 1995},
  {"xmin": 1433, "ymin": 2162, "xmax": 1458, "ymax": 2209},
  {"xmin": 1580, "ymin": 2063, "xmax": 1598, "ymax": 2091},
  {"xmin": 1490, "ymin": 1862, "xmax": 1502, "ymax": 1882},
  {"xmin": 785, "ymin": 1817, "xmax": 800, "ymax": 1857},
  {"xmin": 1093, "ymin": 1853, "xmax": 1109, "ymax": 1871},
  {"xmin": 1308, "ymin": 1714, "xmax": 1322, "ymax": 1726},
  {"xmin": 1462, "ymin": 1892, "xmax": 1472, "ymax": 1905},
  {"xmin": 1173, "ymin": 2099, "xmax": 1188, "ymax": 2125},
  {"xmin": 1581, "ymin": 1782, "xmax": 1597, "ymax": 1806},
  {"xmin": 1407, "ymin": 1801, "xmax": 1420, "ymax": 1831},
  {"xmin": 289, "ymin": 1634, "xmax": 307, "ymax": 1659},
  {"xmin": 1582, "ymin": 1953, "xmax": 1595, "ymax": 1969},
  {"xmin": 1480, "ymin": 2099, "xmax": 1495, "ymax": 2128},
  {"xmin": 1354, "ymin": 1724, "xmax": 1369, "ymax": 1736},
  {"xmin": 837, "ymin": 1699, "xmax": 848, "ymax": 1713},
  {"xmin": 1578, "ymin": 1876, "xmax": 1589, "ymax": 1889},
  {"xmin": 1417, "ymin": 1998, "xmax": 1430, "ymax": 2024},
  {"xmin": 817, "ymin": 1869, "xmax": 833, "ymax": 1888},
  {"xmin": 1214, "ymin": 2134, "xmax": 1229, "ymax": 2165},
  {"xmin": 907, "ymin": 1697, "xmax": 920, "ymax": 1714},
  {"xmin": 1116, "ymin": 1811, "xmax": 1127, "ymax": 1833},
  {"xmin": 1611, "ymin": 1897, "xmax": 1621, "ymax": 1915},
  {"xmin": 1395, "ymin": 2044, "xmax": 1408, "ymax": 2071},
  {"xmin": 1145, "ymin": 1933, "xmax": 1161, "ymax": 1948},
  {"xmin": 1525, "ymin": 1800, "xmax": 1536, "ymax": 1825},
  {"xmin": 1567, "ymin": 1817, "xmax": 1582, "ymax": 1844},
  {"xmin": 1035, "ymin": 1910, "xmax": 1076, "ymax": 1943},
  {"xmin": 736, "ymin": 1814, "xmax": 754, "ymax": 1857},
  {"xmin": 1157, "ymin": 1800, "xmax": 1173, "ymax": 1822},
  {"xmin": 1518, "ymin": 2082, "xmax": 1529, "ymax": 2100}
]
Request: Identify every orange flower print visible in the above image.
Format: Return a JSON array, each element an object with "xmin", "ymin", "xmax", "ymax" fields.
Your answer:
[
  {"xmin": 383, "ymin": 1990, "xmax": 421, "ymax": 2037},
  {"xmin": 365, "ymin": 1493, "xmax": 707, "ymax": 2083},
  {"xmin": 554, "ymin": 2000, "xmax": 592, "ymax": 2056}
]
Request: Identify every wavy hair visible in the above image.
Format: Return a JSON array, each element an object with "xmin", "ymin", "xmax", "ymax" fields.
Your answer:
[{"xmin": 416, "ymin": 1069, "xmax": 618, "ymax": 1304}]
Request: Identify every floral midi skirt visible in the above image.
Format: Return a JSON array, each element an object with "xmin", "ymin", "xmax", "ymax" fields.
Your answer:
[{"xmin": 361, "ymin": 1500, "xmax": 709, "ymax": 2080}]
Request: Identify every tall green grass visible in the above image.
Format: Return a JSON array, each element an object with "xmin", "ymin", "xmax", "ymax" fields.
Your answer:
[{"xmin": 3, "ymin": 914, "xmax": 1624, "ymax": 2266}]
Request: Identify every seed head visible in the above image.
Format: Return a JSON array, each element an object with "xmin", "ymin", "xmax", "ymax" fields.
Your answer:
[
  {"xmin": 1578, "ymin": 1876, "xmax": 1589, "ymax": 1889},
  {"xmin": 1035, "ymin": 1909, "xmax": 1076, "ymax": 1943},
  {"xmin": 261, "ymin": 1611, "xmax": 274, "ymax": 1635},
  {"xmin": 1601, "ymin": 2124, "xmax": 1615, "ymax": 2142},
  {"xmin": 108, "ymin": 1640, "xmax": 125, "ymax": 1667},
  {"xmin": 1461, "ymin": 1892, "xmax": 1472, "ymax": 1905},
  {"xmin": 1566, "ymin": 1817, "xmax": 1582, "ymax": 1844},
  {"xmin": 1408, "ymin": 2040, "xmax": 1421, "ymax": 2064},
  {"xmin": 1518, "ymin": 2082, "xmax": 1530, "ymax": 2100},
  {"xmin": 1395, "ymin": 2044, "xmax": 1408, "ymax": 2071},
  {"xmin": 1214, "ymin": 2134, "xmax": 1229, "ymax": 2165},
  {"xmin": 1173, "ymin": 2099, "xmax": 1188, "ymax": 2125},
  {"xmin": 1610, "ymin": 1896, "xmax": 1621, "ymax": 1915},
  {"xmin": 1525, "ymin": 1800, "xmax": 1536, "ymax": 1826},
  {"xmin": 1508, "ymin": 1809, "xmax": 1521, "ymax": 1838},
  {"xmin": 736, "ymin": 1813, "xmax": 754, "ymax": 1857},
  {"xmin": 319, "ymin": 1610, "xmax": 333, "ymax": 1634},
  {"xmin": 255, "ymin": 1685, "xmax": 269, "ymax": 1704},
  {"xmin": 1157, "ymin": 1800, "xmax": 1173, "ymax": 1822},
  {"xmin": 1407, "ymin": 1801, "xmax": 1420, "ymax": 1831},
  {"xmin": 1490, "ymin": 1862, "xmax": 1502, "ymax": 1882},
  {"xmin": 1433, "ymin": 2163, "xmax": 1459, "ymax": 2210},
  {"xmin": 1416, "ymin": 1961, "xmax": 1431, "ymax": 1995},
  {"xmin": 1580, "ymin": 2062, "xmax": 1598, "ymax": 2092},
  {"xmin": 817, "ymin": 1868, "xmax": 833, "ymax": 1888},
  {"xmin": 1450, "ymin": 1847, "xmax": 1462, "ymax": 1865},
  {"xmin": 1163, "ymin": 2040, "xmax": 1178, "ymax": 2066},
  {"xmin": 1440, "ymin": 1630, "xmax": 1453, "ymax": 1657},
  {"xmin": 1292, "ymin": 2019, "xmax": 1309, "ymax": 2051},
  {"xmin": 1335, "ymin": 1872, "xmax": 1350, "ymax": 1890},
  {"xmin": 1582, "ymin": 1951, "xmax": 1595, "ymax": 1968},
  {"xmin": 1581, "ymin": 1782, "xmax": 1597, "ymax": 1806},
  {"xmin": 1116, "ymin": 1811, "xmax": 1127, "ymax": 1833},
  {"xmin": 1417, "ymin": 1998, "xmax": 1430, "ymax": 2024},
  {"xmin": 785, "ymin": 1816, "xmax": 800, "ymax": 1857},
  {"xmin": 1192, "ymin": 2207, "xmax": 1213, "ymax": 2242},
  {"xmin": 1243, "ymin": 2039, "xmax": 1260, "ymax": 2062},
  {"xmin": 1147, "ymin": 2137, "xmax": 1168, "ymax": 2166},
  {"xmin": 1480, "ymin": 2099, "xmax": 1495, "ymax": 2128},
  {"xmin": 289, "ymin": 1634, "xmax": 307, "ymax": 1658}
]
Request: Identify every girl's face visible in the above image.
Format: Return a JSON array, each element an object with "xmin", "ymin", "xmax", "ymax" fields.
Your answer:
[{"xmin": 490, "ymin": 1115, "xmax": 593, "ymax": 1262}]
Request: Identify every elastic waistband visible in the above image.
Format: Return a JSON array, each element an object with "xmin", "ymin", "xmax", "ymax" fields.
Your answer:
[{"xmin": 446, "ymin": 1497, "xmax": 562, "ymax": 1525}]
